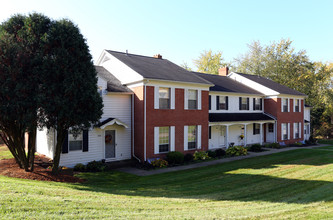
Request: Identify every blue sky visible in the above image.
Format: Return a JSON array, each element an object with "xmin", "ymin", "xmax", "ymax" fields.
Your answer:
[{"xmin": 0, "ymin": 0, "xmax": 332, "ymax": 68}]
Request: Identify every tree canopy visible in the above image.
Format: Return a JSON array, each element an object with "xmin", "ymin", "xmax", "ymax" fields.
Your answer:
[
  {"xmin": 0, "ymin": 13, "xmax": 103, "ymax": 173},
  {"xmin": 193, "ymin": 49, "xmax": 227, "ymax": 74}
]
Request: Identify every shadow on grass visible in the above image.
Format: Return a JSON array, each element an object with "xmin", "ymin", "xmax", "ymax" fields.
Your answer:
[{"xmin": 72, "ymin": 148, "xmax": 333, "ymax": 204}]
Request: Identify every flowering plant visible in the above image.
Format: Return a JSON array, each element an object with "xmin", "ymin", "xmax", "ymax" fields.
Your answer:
[{"xmin": 239, "ymin": 134, "xmax": 244, "ymax": 139}]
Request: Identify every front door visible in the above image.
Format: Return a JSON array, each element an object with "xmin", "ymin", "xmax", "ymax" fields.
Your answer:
[
  {"xmin": 266, "ymin": 123, "xmax": 274, "ymax": 143},
  {"xmin": 219, "ymin": 126, "xmax": 226, "ymax": 147},
  {"xmin": 105, "ymin": 130, "xmax": 116, "ymax": 159}
]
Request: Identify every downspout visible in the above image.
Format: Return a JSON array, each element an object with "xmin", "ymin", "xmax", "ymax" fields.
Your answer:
[
  {"xmin": 131, "ymin": 93, "xmax": 141, "ymax": 163},
  {"xmin": 144, "ymin": 82, "xmax": 147, "ymax": 161}
]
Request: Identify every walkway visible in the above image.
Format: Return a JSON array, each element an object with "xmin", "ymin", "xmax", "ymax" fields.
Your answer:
[{"xmin": 116, "ymin": 144, "xmax": 329, "ymax": 176}]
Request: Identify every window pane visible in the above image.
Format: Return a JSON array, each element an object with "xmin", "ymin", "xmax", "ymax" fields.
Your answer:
[
  {"xmin": 188, "ymin": 100, "xmax": 197, "ymax": 109},
  {"xmin": 188, "ymin": 90, "xmax": 197, "ymax": 100},
  {"xmin": 188, "ymin": 125, "xmax": 197, "ymax": 149},
  {"xmin": 159, "ymin": 88, "xmax": 170, "ymax": 109},
  {"xmin": 240, "ymin": 97, "xmax": 248, "ymax": 110},
  {"xmin": 69, "ymin": 131, "xmax": 83, "ymax": 151},
  {"xmin": 254, "ymin": 98, "xmax": 261, "ymax": 110},
  {"xmin": 159, "ymin": 127, "xmax": 169, "ymax": 153},
  {"xmin": 219, "ymin": 96, "xmax": 226, "ymax": 110}
]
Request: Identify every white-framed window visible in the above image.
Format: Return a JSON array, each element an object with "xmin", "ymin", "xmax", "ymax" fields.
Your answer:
[
  {"xmin": 304, "ymin": 124, "xmax": 310, "ymax": 135},
  {"xmin": 282, "ymin": 123, "xmax": 288, "ymax": 140},
  {"xmin": 217, "ymin": 96, "xmax": 228, "ymax": 110},
  {"xmin": 188, "ymin": 125, "xmax": 197, "ymax": 149},
  {"xmin": 69, "ymin": 131, "xmax": 83, "ymax": 151},
  {"xmin": 282, "ymin": 98, "xmax": 289, "ymax": 112},
  {"xmin": 253, "ymin": 98, "xmax": 262, "ymax": 110},
  {"xmin": 159, "ymin": 127, "xmax": 170, "ymax": 153},
  {"xmin": 239, "ymin": 97, "xmax": 249, "ymax": 110},
  {"xmin": 253, "ymin": 123, "xmax": 260, "ymax": 135},
  {"xmin": 159, "ymin": 87, "xmax": 170, "ymax": 109},
  {"xmin": 294, "ymin": 123, "xmax": 299, "ymax": 139},
  {"xmin": 188, "ymin": 89, "xmax": 197, "ymax": 110},
  {"xmin": 268, "ymin": 123, "xmax": 274, "ymax": 133},
  {"xmin": 294, "ymin": 99, "xmax": 300, "ymax": 112}
]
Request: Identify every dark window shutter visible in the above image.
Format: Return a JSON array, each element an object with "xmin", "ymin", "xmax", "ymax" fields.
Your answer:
[
  {"xmin": 83, "ymin": 130, "xmax": 89, "ymax": 152},
  {"xmin": 226, "ymin": 96, "xmax": 229, "ymax": 110},
  {"xmin": 260, "ymin": 98, "xmax": 263, "ymax": 110},
  {"xmin": 253, "ymin": 124, "xmax": 255, "ymax": 135},
  {"xmin": 209, "ymin": 95, "xmax": 211, "ymax": 110},
  {"xmin": 253, "ymin": 98, "xmax": 255, "ymax": 110},
  {"xmin": 216, "ymin": 96, "xmax": 220, "ymax": 110},
  {"xmin": 247, "ymin": 98, "xmax": 250, "ymax": 110},
  {"xmin": 209, "ymin": 126, "xmax": 211, "ymax": 139},
  {"xmin": 239, "ymin": 97, "xmax": 242, "ymax": 110},
  {"xmin": 62, "ymin": 130, "xmax": 69, "ymax": 154}
]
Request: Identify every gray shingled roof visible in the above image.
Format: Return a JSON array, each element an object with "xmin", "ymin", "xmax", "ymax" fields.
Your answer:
[
  {"xmin": 106, "ymin": 50, "xmax": 212, "ymax": 85},
  {"xmin": 234, "ymin": 72, "xmax": 306, "ymax": 96},
  {"xmin": 193, "ymin": 72, "xmax": 264, "ymax": 95},
  {"xmin": 95, "ymin": 66, "xmax": 132, "ymax": 93}
]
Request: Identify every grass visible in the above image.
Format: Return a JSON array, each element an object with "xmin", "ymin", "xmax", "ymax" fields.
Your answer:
[
  {"xmin": 0, "ymin": 144, "xmax": 13, "ymax": 160},
  {"xmin": 1, "ymin": 145, "xmax": 333, "ymax": 219}
]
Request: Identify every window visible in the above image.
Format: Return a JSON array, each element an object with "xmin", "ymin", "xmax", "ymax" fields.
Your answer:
[
  {"xmin": 268, "ymin": 123, "xmax": 274, "ymax": 133},
  {"xmin": 282, "ymin": 123, "xmax": 288, "ymax": 140},
  {"xmin": 304, "ymin": 124, "xmax": 310, "ymax": 135},
  {"xmin": 159, "ymin": 127, "xmax": 170, "ymax": 153},
  {"xmin": 159, "ymin": 87, "xmax": 170, "ymax": 109},
  {"xmin": 217, "ymin": 96, "xmax": 228, "ymax": 110},
  {"xmin": 294, "ymin": 99, "xmax": 300, "ymax": 112},
  {"xmin": 253, "ymin": 123, "xmax": 260, "ymax": 135},
  {"xmin": 239, "ymin": 97, "xmax": 249, "ymax": 110},
  {"xmin": 253, "ymin": 98, "xmax": 262, "ymax": 110},
  {"xmin": 69, "ymin": 131, "xmax": 83, "ymax": 151},
  {"xmin": 188, "ymin": 89, "xmax": 197, "ymax": 110},
  {"xmin": 188, "ymin": 125, "xmax": 197, "ymax": 149},
  {"xmin": 294, "ymin": 123, "xmax": 299, "ymax": 139},
  {"xmin": 209, "ymin": 95, "xmax": 211, "ymax": 110},
  {"xmin": 282, "ymin": 98, "xmax": 289, "ymax": 112}
]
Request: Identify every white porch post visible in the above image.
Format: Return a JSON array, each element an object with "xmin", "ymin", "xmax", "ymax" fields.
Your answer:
[
  {"xmin": 244, "ymin": 124, "xmax": 247, "ymax": 146},
  {"xmin": 225, "ymin": 125, "xmax": 229, "ymax": 148},
  {"xmin": 260, "ymin": 123, "xmax": 263, "ymax": 145}
]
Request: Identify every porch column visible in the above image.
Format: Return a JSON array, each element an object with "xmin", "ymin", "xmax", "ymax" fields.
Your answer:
[
  {"xmin": 243, "ymin": 123, "xmax": 248, "ymax": 146},
  {"xmin": 225, "ymin": 125, "xmax": 229, "ymax": 148},
  {"xmin": 260, "ymin": 123, "xmax": 264, "ymax": 145}
]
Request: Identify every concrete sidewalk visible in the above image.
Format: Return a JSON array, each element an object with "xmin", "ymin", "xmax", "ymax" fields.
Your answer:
[{"xmin": 116, "ymin": 144, "xmax": 329, "ymax": 176}]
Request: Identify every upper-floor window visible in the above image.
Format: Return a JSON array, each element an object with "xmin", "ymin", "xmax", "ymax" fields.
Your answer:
[
  {"xmin": 159, "ymin": 87, "xmax": 170, "ymax": 109},
  {"xmin": 159, "ymin": 126, "xmax": 170, "ymax": 153},
  {"xmin": 282, "ymin": 123, "xmax": 288, "ymax": 140},
  {"xmin": 188, "ymin": 89, "xmax": 197, "ymax": 110},
  {"xmin": 239, "ymin": 97, "xmax": 249, "ymax": 110},
  {"xmin": 188, "ymin": 125, "xmax": 197, "ymax": 149},
  {"xmin": 69, "ymin": 131, "xmax": 83, "ymax": 151},
  {"xmin": 217, "ymin": 96, "xmax": 228, "ymax": 110},
  {"xmin": 294, "ymin": 99, "xmax": 300, "ymax": 112},
  {"xmin": 282, "ymin": 98, "xmax": 289, "ymax": 112},
  {"xmin": 253, "ymin": 98, "xmax": 262, "ymax": 110}
]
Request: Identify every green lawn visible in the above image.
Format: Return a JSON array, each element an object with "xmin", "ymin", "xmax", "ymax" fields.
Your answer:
[
  {"xmin": 0, "ymin": 144, "xmax": 13, "ymax": 160},
  {"xmin": 1, "ymin": 145, "xmax": 333, "ymax": 219}
]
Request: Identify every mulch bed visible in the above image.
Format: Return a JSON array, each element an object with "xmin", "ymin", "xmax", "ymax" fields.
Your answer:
[{"xmin": 0, "ymin": 154, "xmax": 84, "ymax": 183}]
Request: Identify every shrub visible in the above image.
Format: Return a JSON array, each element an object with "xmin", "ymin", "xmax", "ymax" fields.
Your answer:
[
  {"xmin": 193, "ymin": 151, "xmax": 210, "ymax": 161},
  {"xmin": 294, "ymin": 142, "xmax": 303, "ymax": 146},
  {"xmin": 247, "ymin": 144, "xmax": 263, "ymax": 152},
  {"xmin": 207, "ymin": 150, "xmax": 217, "ymax": 158},
  {"xmin": 151, "ymin": 159, "xmax": 168, "ymax": 168},
  {"xmin": 215, "ymin": 148, "xmax": 226, "ymax": 157},
  {"xmin": 184, "ymin": 153, "xmax": 194, "ymax": 162},
  {"xmin": 269, "ymin": 142, "xmax": 281, "ymax": 149},
  {"xmin": 226, "ymin": 146, "xmax": 247, "ymax": 156},
  {"xmin": 86, "ymin": 160, "xmax": 106, "ymax": 172},
  {"xmin": 165, "ymin": 151, "xmax": 184, "ymax": 165},
  {"xmin": 73, "ymin": 163, "xmax": 86, "ymax": 172}
]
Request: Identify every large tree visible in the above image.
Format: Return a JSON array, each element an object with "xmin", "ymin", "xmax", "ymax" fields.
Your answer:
[
  {"xmin": 235, "ymin": 39, "xmax": 333, "ymax": 137},
  {"xmin": 39, "ymin": 19, "xmax": 103, "ymax": 174},
  {"xmin": 0, "ymin": 13, "xmax": 51, "ymax": 171},
  {"xmin": 193, "ymin": 49, "xmax": 228, "ymax": 74}
]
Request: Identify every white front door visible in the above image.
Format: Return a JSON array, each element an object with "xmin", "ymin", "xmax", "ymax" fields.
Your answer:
[
  {"xmin": 266, "ymin": 123, "xmax": 274, "ymax": 143},
  {"xmin": 219, "ymin": 126, "xmax": 226, "ymax": 147},
  {"xmin": 105, "ymin": 130, "xmax": 116, "ymax": 159}
]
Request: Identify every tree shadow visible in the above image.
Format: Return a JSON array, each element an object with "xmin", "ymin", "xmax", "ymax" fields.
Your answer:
[{"xmin": 71, "ymin": 148, "xmax": 333, "ymax": 204}]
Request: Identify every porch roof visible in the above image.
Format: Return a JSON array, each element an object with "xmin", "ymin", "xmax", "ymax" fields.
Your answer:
[
  {"xmin": 96, "ymin": 117, "xmax": 128, "ymax": 129},
  {"xmin": 209, "ymin": 113, "xmax": 276, "ymax": 123}
]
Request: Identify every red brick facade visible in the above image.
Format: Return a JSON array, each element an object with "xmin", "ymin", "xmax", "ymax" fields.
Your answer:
[{"xmin": 133, "ymin": 85, "xmax": 209, "ymax": 161}]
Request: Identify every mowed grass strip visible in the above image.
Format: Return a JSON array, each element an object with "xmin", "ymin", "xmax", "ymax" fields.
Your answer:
[
  {"xmin": 0, "ymin": 144, "xmax": 13, "ymax": 160},
  {"xmin": 0, "ymin": 146, "xmax": 333, "ymax": 219}
]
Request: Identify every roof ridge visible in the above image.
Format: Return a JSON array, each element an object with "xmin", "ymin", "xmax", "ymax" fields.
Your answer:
[{"xmin": 106, "ymin": 49, "xmax": 167, "ymax": 61}]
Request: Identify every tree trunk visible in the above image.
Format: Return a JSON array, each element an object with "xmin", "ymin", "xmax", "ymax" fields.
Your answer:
[
  {"xmin": 52, "ymin": 128, "xmax": 66, "ymax": 174},
  {"xmin": 27, "ymin": 128, "xmax": 37, "ymax": 171}
]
